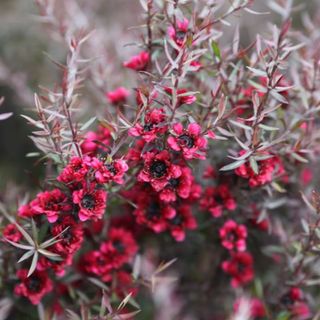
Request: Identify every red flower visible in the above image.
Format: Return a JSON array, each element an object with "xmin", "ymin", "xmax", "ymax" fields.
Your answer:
[
  {"xmin": 167, "ymin": 205, "xmax": 197, "ymax": 242},
  {"xmin": 168, "ymin": 18, "xmax": 189, "ymax": 46},
  {"xmin": 52, "ymin": 215, "xmax": 84, "ymax": 255},
  {"xmin": 106, "ymin": 87, "xmax": 130, "ymax": 105},
  {"xmin": 123, "ymin": 51, "xmax": 149, "ymax": 71},
  {"xmin": 92, "ymin": 157, "xmax": 128, "ymax": 185},
  {"xmin": 14, "ymin": 269, "xmax": 53, "ymax": 305},
  {"xmin": 200, "ymin": 184, "xmax": 236, "ymax": 218},
  {"xmin": 281, "ymin": 288, "xmax": 311, "ymax": 320},
  {"xmin": 18, "ymin": 203, "xmax": 38, "ymax": 218},
  {"xmin": 81, "ymin": 125, "xmax": 111, "ymax": 156},
  {"xmin": 137, "ymin": 150, "xmax": 182, "ymax": 192},
  {"xmin": 234, "ymin": 298, "xmax": 266, "ymax": 319},
  {"xmin": 132, "ymin": 187, "xmax": 176, "ymax": 233},
  {"xmin": 219, "ymin": 220, "xmax": 247, "ymax": 252},
  {"xmin": 37, "ymin": 249, "xmax": 70, "ymax": 277},
  {"xmin": 129, "ymin": 108, "xmax": 167, "ymax": 142},
  {"xmin": 30, "ymin": 189, "xmax": 71, "ymax": 223},
  {"xmin": 3, "ymin": 223, "xmax": 22, "ymax": 242},
  {"xmin": 80, "ymin": 250, "xmax": 112, "ymax": 282},
  {"xmin": 235, "ymin": 151, "xmax": 285, "ymax": 188},
  {"xmin": 164, "ymin": 87, "xmax": 196, "ymax": 106},
  {"xmin": 167, "ymin": 123, "xmax": 208, "ymax": 160},
  {"xmin": 159, "ymin": 166, "xmax": 194, "ymax": 203},
  {"xmin": 100, "ymin": 228, "xmax": 138, "ymax": 268},
  {"xmin": 72, "ymin": 183, "xmax": 107, "ymax": 221},
  {"xmin": 222, "ymin": 252, "xmax": 254, "ymax": 287},
  {"xmin": 57, "ymin": 156, "xmax": 90, "ymax": 185}
]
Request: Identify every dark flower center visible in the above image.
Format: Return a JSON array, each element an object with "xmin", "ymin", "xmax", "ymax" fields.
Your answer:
[
  {"xmin": 280, "ymin": 294, "xmax": 294, "ymax": 306},
  {"xmin": 143, "ymin": 123, "xmax": 153, "ymax": 132},
  {"xmin": 178, "ymin": 134, "xmax": 194, "ymax": 148},
  {"xmin": 105, "ymin": 163, "xmax": 117, "ymax": 175},
  {"xmin": 171, "ymin": 214, "xmax": 183, "ymax": 226},
  {"xmin": 27, "ymin": 276, "xmax": 42, "ymax": 292},
  {"xmin": 146, "ymin": 202, "xmax": 161, "ymax": 220},
  {"xmin": 176, "ymin": 31, "xmax": 186, "ymax": 41},
  {"xmin": 150, "ymin": 160, "xmax": 167, "ymax": 178},
  {"xmin": 81, "ymin": 194, "xmax": 96, "ymax": 209},
  {"xmin": 62, "ymin": 229, "xmax": 73, "ymax": 243},
  {"xmin": 169, "ymin": 178, "xmax": 180, "ymax": 188},
  {"xmin": 113, "ymin": 240, "xmax": 125, "ymax": 253}
]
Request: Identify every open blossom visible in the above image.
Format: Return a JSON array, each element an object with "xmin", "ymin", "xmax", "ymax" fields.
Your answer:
[
  {"xmin": 57, "ymin": 156, "xmax": 90, "ymax": 185},
  {"xmin": 80, "ymin": 250, "xmax": 112, "ymax": 282},
  {"xmin": 222, "ymin": 251, "xmax": 254, "ymax": 288},
  {"xmin": 137, "ymin": 150, "xmax": 182, "ymax": 192},
  {"xmin": 167, "ymin": 123, "xmax": 208, "ymax": 160},
  {"xmin": 3, "ymin": 223, "xmax": 22, "ymax": 242},
  {"xmin": 234, "ymin": 298, "xmax": 266, "ymax": 319},
  {"xmin": 167, "ymin": 205, "xmax": 197, "ymax": 242},
  {"xmin": 132, "ymin": 186, "xmax": 176, "ymax": 233},
  {"xmin": 72, "ymin": 183, "xmax": 107, "ymax": 221},
  {"xmin": 159, "ymin": 166, "xmax": 194, "ymax": 203},
  {"xmin": 200, "ymin": 184, "xmax": 236, "ymax": 218},
  {"xmin": 168, "ymin": 18, "xmax": 189, "ymax": 46},
  {"xmin": 164, "ymin": 87, "xmax": 196, "ymax": 106},
  {"xmin": 129, "ymin": 108, "xmax": 167, "ymax": 142},
  {"xmin": 92, "ymin": 157, "xmax": 128, "ymax": 184},
  {"xmin": 81, "ymin": 125, "xmax": 111, "ymax": 156},
  {"xmin": 106, "ymin": 87, "xmax": 130, "ymax": 105},
  {"xmin": 30, "ymin": 189, "xmax": 71, "ymax": 223},
  {"xmin": 123, "ymin": 51, "xmax": 149, "ymax": 71},
  {"xmin": 52, "ymin": 215, "xmax": 83, "ymax": 255},
  {"xmin": 14, "ymin": 269, "xmax": 53, "ymax": 305},
  {"xmin": 235, "ymin": 151, "xmax": 285, "ymax": 187},
  {"xmin": 281, "ymin": 287, "xmax": 311, "ymax": 319},
  {"xmin": 219, "ymin": 220, "xmax": 247, "ymax": 252},
  {"xmin": 100, "ymin": 228, "xmax": 138, "ymax": 268}
]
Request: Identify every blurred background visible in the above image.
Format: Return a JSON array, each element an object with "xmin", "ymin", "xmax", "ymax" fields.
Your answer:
[{"xmin": 0, "ymin": 0, "xmax": 318, "ymax": 193}]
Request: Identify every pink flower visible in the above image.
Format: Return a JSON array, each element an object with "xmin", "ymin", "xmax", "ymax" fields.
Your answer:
[
  {"xmin": 159, "ymin": 166, "xmax": 194, "ymax": 203},
  {"xmin": 137, "ymin": 150, "xmax": 182, "ymax": 192},
  {"xmin": 3, "ymin": 223, "xmax": 22, "ymax": 242},
  {"xmin": 92, "ymin": 157, "xmax": 128, "ymax": 185},
  {"xmin": 81, "ymin": 125, "xmax": 111, "ymax": 156},
  {"xmin": 219, "ymin": 219, "xmax": 247, "ymax": 252},
  {"xmin": 167, "ymin": 205, "xmax": 197, "ymax": 242},
  {"xmin": 164, "ymin": 87, "xmax": 196, "ymax": 106},
  {"xmin": 235, "ymin": 151, "xmax": 285, "ymax": 187},
  {"xmin": 123, "ymin": 51, "xmax": 149, "ymax": 71},
  {"xmin": 30, "ymin": 189, "xmax": 71, "ymax": 223},
  {"xmin": 14, "ymin": 269, "xmax": 53, "ymax": 305},
  {"xmin": 200, "ymin": 184, "xmax": 237, "ymax": 218},
  {"xmin": 167, "ymin": 122, "xmax": 208, "ymax": 160},
  {"xmin": 72, "ymin": 183, "xmax": 107, "ymax": 221},
  {"xmin": 129, "ymin": 108, "xmax": 167, "ymax": 142},
  {"xmin": 222, "ymin": 252, "xmax": 254, "ymax": 288},
  {"xmin": 168, "ymin": 18, "xmax": 189, "ymax": 46},
  {"xmin": 106, "ymin": 87, "xmax": 130, "ymax": 105}
]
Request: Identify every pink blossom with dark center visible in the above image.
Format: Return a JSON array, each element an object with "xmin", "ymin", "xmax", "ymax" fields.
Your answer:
[
  {"xmin": 14, "ymin": 269, "xmax": 53, "ymax": 305},
  {"xmin": 30, "ymin": 189, "xmax": 71, "ymax": 223},
  {"xmin": 72, "ymin": 183, "xmax": 107, "ymax": 221},
  {"xmin": 167, "ymin": 122, "xmax": 208, "ymax": 160},
  {"xmin": 219, "ymin": 219, "xmax": 247, "ymax": 252},
  {"xmin": 138, "ymin": 150, "xmax": 182, "ymax": 192},
  {"xmin": 92, "ymin": 157, "xmax": 128, "ymax": 185},
  {"xmin": 129, "ymin": 108, "xmax": 167, "ymax": 142},
  {"xmin": 222, "ymin": 251, "xmax": 254, "ymax": 288}
]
